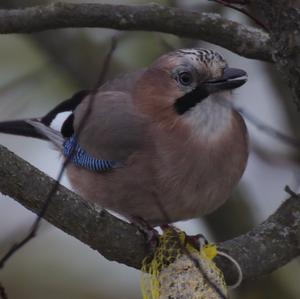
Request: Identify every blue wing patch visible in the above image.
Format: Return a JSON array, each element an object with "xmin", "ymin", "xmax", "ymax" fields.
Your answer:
[{"xmin": 63, "ymin": 136, "xmax": 120, "ymax": 172}]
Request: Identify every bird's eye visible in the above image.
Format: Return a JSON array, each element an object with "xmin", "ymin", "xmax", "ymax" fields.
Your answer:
[{"xmin": 178, "ymin": 72, "xmax": 193, "ymax": 86}]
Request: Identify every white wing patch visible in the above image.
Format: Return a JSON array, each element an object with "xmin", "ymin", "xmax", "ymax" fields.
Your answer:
[{"xmin": 49, "ymin": 111, "xmax": 72, "ymax": 132}]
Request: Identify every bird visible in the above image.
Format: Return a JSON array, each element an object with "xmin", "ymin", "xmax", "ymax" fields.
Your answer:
[{"xmin": 0, "ymin": 48, "xmax": 248, "ymax": 226}]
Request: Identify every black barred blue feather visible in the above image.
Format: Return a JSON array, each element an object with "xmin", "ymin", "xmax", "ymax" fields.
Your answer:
[{"xmin": 63, "ymin": 136, "xmax": 120, "ymax": 172}]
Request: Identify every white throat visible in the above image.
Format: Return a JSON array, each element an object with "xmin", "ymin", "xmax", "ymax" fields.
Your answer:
[{"xmin": 183, "ymin": 92, "xmax": 233, "ymax": 140}]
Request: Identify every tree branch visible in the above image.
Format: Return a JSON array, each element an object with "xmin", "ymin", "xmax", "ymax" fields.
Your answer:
[
  {"xmin": 0, "ymin": 144, "xmax": 148, "ymax": 269},
  {"xmin": 249, "ymin": 1, "xmax": 300, "ymax": 109},
  {"xmin": 0, "ymin": 144, "xmax": 299, "ymax": 283},
  {"xmin": 216, "ymin": 195, "xmax": 300, "ymax": 283},
  {"xmin": 0, "ymin": 2, "xmax": 272, "ymax": 62}
]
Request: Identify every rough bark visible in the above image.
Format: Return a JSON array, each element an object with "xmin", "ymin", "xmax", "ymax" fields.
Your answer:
[
  {"xmin": 0, "ymin": 0, "xmax": 300, "ymax": 287},
  {"xmin": 0, "ymin": 144, "xmax": 299, "ymax": 282},
  {"xmin": 250, "ymin": 0, "xmax": 300, "ymax": 109},
  {"xmin": 0, "ymin": 2, "xmax": 272, "ymax": 61}
]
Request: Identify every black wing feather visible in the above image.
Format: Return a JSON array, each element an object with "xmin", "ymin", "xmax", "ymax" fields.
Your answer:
[
  {"xmin": 41, "ymin": 90, "xmax": 89, "ymax": 126},
  {"xmin": 0, "ymin": 90, "xmax": 89, "ymax": 140}
]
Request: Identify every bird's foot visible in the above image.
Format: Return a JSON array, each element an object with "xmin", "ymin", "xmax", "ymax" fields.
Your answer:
[
  {"xmin": 160, "ymin": 224, "xmax": 208, "ymax": 250},
  {"xmin": 130, "ymin": 216, "xmax": 159, "ymax": 248},
  {"xmin": 186, "ymin": 233, "xmax": 208, "ymax": 250}
]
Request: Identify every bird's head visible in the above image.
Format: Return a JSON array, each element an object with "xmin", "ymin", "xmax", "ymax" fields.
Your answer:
[{"xmin": 134, "ymin": 48, "xmax": 247, "ymax": 136}]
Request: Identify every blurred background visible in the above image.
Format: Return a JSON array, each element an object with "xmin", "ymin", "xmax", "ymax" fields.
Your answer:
[{"xmin": 0, "ymin": 0, "xmax": 300, "ymax": 298}]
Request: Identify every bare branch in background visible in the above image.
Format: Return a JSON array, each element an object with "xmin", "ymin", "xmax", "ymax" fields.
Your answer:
[
  {"xmin": 0, "ymin": 2, "xmax": 272, "ymax": 62},
  {"xmin": 210, "ymin": 0, "xmax": 269, "ymax": 31},
  {"xmin": 234, "ymin": 105, "xmax": 300, "ymax": 149},
  {"xmin": 249, "ymin": 1, "xmax": 300, "ymax": 109},
  {"xmin": 31, "ymin": 31, "xmax": 126, "ymax": 89},
  {"xmin": 0, "ymin": 283, "xmax": 7, "ymax": 299},
  {"xmin": 0, "ymin": 144, "xmax": 299, "ymax": 283}
]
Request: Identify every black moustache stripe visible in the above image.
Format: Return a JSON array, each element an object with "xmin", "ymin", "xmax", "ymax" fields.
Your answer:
[{"xmin": 174, "ymin": 86, "xmax": 209, "ymax": 115}]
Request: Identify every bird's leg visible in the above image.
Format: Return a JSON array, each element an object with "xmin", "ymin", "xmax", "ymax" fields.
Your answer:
[
  {"xmin": 130, "ymin": 216, "xmax": 159, "ymax": 248},
  {"xmin": 159, "ymin": 223, "xmax": 172, "ymax": 231}
]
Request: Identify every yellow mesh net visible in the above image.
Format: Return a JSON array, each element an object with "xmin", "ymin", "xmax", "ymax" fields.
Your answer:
[{"xmin": 141, "ymin": 228, "xmax": 228, "ymax": 299}]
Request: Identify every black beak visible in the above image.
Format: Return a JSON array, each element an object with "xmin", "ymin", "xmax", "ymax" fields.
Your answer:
[{"xmin": 204, "ymin": 67, "xmax": 247, "ymax": 93}]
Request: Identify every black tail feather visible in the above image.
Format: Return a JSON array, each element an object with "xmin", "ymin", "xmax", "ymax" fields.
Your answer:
[{"xmin": 0, "ymin": 120, "xmax": 47, "ymax": 140}]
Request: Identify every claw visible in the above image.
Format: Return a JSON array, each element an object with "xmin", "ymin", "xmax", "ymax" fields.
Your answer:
[{"xmin": 131, "ymin": 216, "xmax": 159, "ymax": 248}]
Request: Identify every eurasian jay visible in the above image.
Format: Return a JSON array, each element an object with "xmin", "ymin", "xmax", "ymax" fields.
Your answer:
[{"xmin": 0, "ymin": 48, "xmax": 248, "ymax": 225}]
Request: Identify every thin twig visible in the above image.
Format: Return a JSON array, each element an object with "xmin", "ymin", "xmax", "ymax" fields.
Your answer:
[
  {"xmin": 0, "ymin": 283, "xmax": 7, "ymax": 299},
  {"xmin": 218, "ymin": 99, "xmax": 300, "ymax": 149},
  {"xmin": 96, "ymin": 35, "xmax": 118, "ymax": 87},
  {"xmin": 0, "ymin": 167, "xmax": 64, "ymax": 268},
  {"xmin": 0, "ymin": 37, "xmax": 118, "ymax": 269},
  {"xmin": 210, "ymin": 0, "xmax": 269, "ymax": 32},
  {"xmin": 284, "ymin": 185, "xmax": 299, "ymax": 198},
  {"xmin": 236, "ymin": 105, "xmax": 300, "ymax": 149}
]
